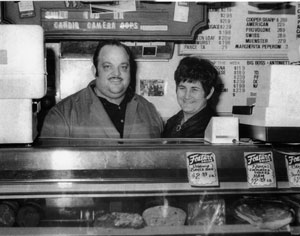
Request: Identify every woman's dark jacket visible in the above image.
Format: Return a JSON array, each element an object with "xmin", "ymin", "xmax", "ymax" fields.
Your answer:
[{"xmin": 162, "ymin": 106, "xmax": 215, "ymax": 138}]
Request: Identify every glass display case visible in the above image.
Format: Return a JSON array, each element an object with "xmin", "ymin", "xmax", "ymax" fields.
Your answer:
[{"xmin": 0, "ymin": 139, "xmax": 300, "ymax": 235}]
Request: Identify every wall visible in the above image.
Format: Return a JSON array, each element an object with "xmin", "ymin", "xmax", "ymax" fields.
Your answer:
[{"xmin": 50, "ymin": 2, "xmax": 300, "ymax": 121}]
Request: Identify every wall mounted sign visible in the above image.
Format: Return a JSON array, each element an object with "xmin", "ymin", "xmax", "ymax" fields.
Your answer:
[
  {"xmin": 2, "ymin": 1, "xmax": 208, "ymax": 41},
  {"xmin": 40, "ymin": 2, "xmax": 207, "ymax": 41},
  {"xmin": 211, "ymin": 58, "xmax": 289, "ymax": 113},
  {"xmin": 179, "ymin": 2, "xmax": 297, "ymax": 60}
]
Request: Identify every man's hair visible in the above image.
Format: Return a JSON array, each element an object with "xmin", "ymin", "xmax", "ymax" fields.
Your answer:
[
  {"xmin": 93, "ymin": 40, "xmax": 136, "ymax": 92},
  {"xmin": 174, "ymin": 57, "xmax": 218, "ymax": 96}
]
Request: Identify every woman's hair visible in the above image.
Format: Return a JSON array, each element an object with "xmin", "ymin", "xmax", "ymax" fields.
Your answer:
[
  {"xmin": 174, "ymin": 57, "xmax": 218, "ymax": 96},
  {"xmin": 93, "ymin": 40, "xmax": 136, "ymax": 92}
]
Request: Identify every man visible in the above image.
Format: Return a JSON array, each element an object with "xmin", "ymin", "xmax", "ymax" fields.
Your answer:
[{"xmin": 41, "ymin": 40, "xmax": 163, "ymax": 139}]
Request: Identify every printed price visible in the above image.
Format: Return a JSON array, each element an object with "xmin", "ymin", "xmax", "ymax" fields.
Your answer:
[{"xmin": 248, "ymin": 163, "xmax": 274, "ymax": 186}]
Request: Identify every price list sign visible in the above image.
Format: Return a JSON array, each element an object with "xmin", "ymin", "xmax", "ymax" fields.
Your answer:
[
  {"xmin": 178, "ymin": 1, "xmax": 296, "ymax": 114},
  {"xmin": 285, "ymin": 154, "xmax": 300, "ymax": 187},
  {"xmin": 210, "ymin": 59, "xmax": 289, "ymax": 113},
  {"xmin": 186, "ymin": 152, "xmax": 219, "ymax": 187},
  {"xmin": 244, "ymin": 152, "xmax": 276, "ymax": 188},
  {"xmin": 179, "ymin": 2, "xmax": 297, "ymax": 59}
]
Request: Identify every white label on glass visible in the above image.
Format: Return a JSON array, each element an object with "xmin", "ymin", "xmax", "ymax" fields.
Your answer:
[
  {"xmin": 244, "ymin": 151, "xmax": 276, "ymax": 188},
  {"xmin": 186, "ymin": 152, "xmax": 219, "ymax": 187},
  {"xmin": 285, "ymin": 154, "xmax": 300, "ymax": 187}
]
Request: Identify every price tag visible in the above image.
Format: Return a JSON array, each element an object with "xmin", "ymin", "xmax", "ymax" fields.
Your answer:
[
  {"xmin": 285, "ymin": 154, "xmax": 300, "ymax": 187},
  {"xmin": 244, "ymin": 152, "xmax": 276, "ymax": 188},
  {"xmin": 186, "ymin": 152, "xmax": 219, "ymax": 187}
]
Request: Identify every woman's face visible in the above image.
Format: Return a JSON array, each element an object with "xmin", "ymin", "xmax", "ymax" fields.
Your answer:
[{"xmin": 176, "ymin": 81, "xmax": 208, "ymax": 117}]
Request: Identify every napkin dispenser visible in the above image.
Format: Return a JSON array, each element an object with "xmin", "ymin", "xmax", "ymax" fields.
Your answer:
[
  {"xmin": 0, "ymin": 25, "xmax": 46, "ymax": 143},
  {"xmin": 204, "ymin": 117, "xmax": 239, "ymax": 143}
]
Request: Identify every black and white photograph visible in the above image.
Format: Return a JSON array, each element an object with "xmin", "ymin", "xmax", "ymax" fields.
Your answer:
[
  {"xmin": 0, "ymin": 1, "xmax": 300, "ymax": 235},
  {"xmin": 140, "ymin": 79, "xmax": 165, "ymax": 96}
]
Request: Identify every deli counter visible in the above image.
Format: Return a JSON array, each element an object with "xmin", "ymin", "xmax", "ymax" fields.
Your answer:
[
  {"xmin": 1, "ymin": 1, "xmax": 300, "ymax": 235},
  {"xmin": 0, "ymin": 139, "xmax": 300, "ymax": 236}
]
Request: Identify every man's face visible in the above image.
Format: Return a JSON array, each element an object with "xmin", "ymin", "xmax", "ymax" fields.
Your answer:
[
  {"xmin": 95, "ymin": 45, "xmax": 131, "ymax": 103},
  {"xmin": 176, "ymin": 80, "xmax": 207, "ymax": 116}
]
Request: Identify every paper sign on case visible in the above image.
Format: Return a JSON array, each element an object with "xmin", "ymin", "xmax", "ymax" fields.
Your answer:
[
  {"xmin": 186, "ymin": 152, "xmax": 219, "ymax": 187},
  {"xmin": 244, "ymin": 152, "xmax": 276, "ymax": 188},
  {"xmin": 285, "ymin": 154, "xmax": 300, "ymax": 188}
]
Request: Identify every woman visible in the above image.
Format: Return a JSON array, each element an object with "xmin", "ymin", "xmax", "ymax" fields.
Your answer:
[{"xmin": 162, "ymin": 57, "xmax": 219, "ymax": 138}]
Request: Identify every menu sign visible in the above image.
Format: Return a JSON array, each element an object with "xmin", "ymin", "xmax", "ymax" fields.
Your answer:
[
  {"xmin": 179, "ymin": 2, "xmax": 297, "ymax": 59},
  {"xmin": 39, "ymin": 3, "xmax": 207, "ymax": 41},
  {"xmin": 285, "ymin": 154, "xmax": 300, "ymax": 187},
  {"xmin": 178, "ymin": 2, "xmax": 298, "ymax": 113},
  {"xmin": 186, "ymin": 152, "xmax": 219, "ymax": 187},
  {"xmin": 211, "ymin": 59, "xmax": 289, "ymax": 113},
  {"xmin": 244, "ymin": 152, "xmax": 276, "ymax": 188},
  {"xmin": 41, "ymin": 9, "xmax": 144, "ymax": 31}
]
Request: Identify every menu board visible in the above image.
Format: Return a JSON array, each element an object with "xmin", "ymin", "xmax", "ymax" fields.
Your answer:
[
  {"xmin": 178, "ymin": 2, "xmax": 300, "ymax": 113},
  {"xmin": 38, "ymin": 2, "xmax": 207, "ymax": 41},
  {"xmin": 179, "ymin": 2, "xmax": 298, "ymax": 59},
  {"xmin": 211, "ymin": 58, "xmax": 289, "ymax": 113}
]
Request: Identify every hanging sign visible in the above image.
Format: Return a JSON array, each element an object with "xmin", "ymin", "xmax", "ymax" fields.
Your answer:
[
  {"xmin": 244, "ymin": 152, "xmax": 276, "ymax": 188},
  {"xmin": 186, "ymin": 152, "xmax": 219, "ymax": 187},
  {"xmin": 285, "ymin": 154, "xmax": 300, "ymax": 187}
]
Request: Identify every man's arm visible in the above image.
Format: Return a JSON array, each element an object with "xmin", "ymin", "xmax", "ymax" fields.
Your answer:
[{"xmin": 40, "ymin": 108, "xmax": 70, "ymax": 138}]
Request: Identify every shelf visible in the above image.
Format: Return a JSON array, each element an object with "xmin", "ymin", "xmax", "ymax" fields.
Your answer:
[
  {"xmin": 0, "ymin": 181, "xmax": 298, "ymax": 199},
  {"xmin": 0, "ymin": 225, "xmax": 292, "ymax": 236}
]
